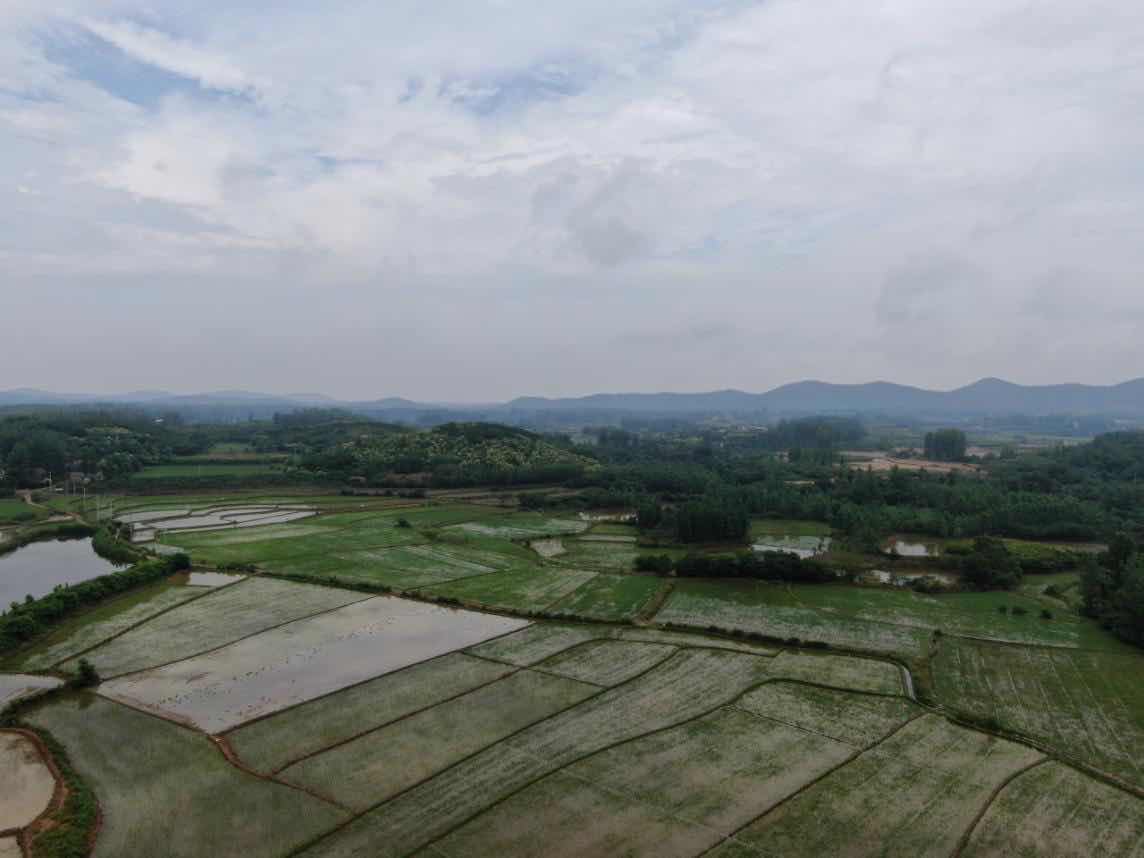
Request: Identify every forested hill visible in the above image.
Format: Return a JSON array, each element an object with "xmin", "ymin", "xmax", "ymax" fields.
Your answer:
[
  {"xmin": 298, "ymin": 422, "xmax": 596, "ymax": 487},
  {"xmin": 5, "ymin": 376, "xmax": 1144, "ymax": 418},
  {"xmin": 507, "ymin": 377, "xmax": 1144, "ymax": 416}
]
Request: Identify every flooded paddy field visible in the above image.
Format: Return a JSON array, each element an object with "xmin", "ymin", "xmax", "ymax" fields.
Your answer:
[
  {"xmin": 5, "ymin": 499, "xmax": 1142, "ymax": 857},
  {"xmin": 100, "ymin": 596, "xmax": 528, "ymax": 732}
]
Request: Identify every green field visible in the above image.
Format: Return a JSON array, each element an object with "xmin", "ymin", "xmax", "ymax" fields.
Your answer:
[
  {"xmin": 132, "ymin": 463, "xmax": 283, "ymax": 479},
  {"xmin": 963, "ymin": 761, "xmax": 1144, "ymax": 857},
  {"xmin": 0, "ymin": 498, "xmax": 45, "ymax": 525},
  {"xmin": 6, "ymin": 497, "xmax": 1143, "ymax": 857},
  {"xmin": 26, "ymin": 695, "xmax": 345, "ymax": 857},
  {"xmin": 933, "ymin": 635, "xmax": 1144, "ymax": 788}
]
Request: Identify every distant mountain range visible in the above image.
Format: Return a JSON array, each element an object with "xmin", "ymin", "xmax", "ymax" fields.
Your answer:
[{"xmin": 2, "ymin": 377, "xmax": 1143, "ymax": 417}]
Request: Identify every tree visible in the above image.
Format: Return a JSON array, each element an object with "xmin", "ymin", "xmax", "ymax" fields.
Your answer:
[
  {"xmin": 962, "ymin": 536, "xmax": 1022, "ymax": 590},
  {"xmin": 924, "ymin": 429, "xmax": 968, "ymax": 462}
]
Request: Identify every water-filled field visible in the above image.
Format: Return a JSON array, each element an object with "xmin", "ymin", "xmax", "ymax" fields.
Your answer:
[{"xmin": 8, "ymin": 500, "xmax": 1143, "ymax": 857}]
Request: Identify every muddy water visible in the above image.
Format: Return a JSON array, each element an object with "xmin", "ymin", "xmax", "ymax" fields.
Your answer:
[
  {"xmin": 0, "ymin": 836, "xmax": 18, "ymax": 858},
  {"xmin": 0, "ymin": 538, "xmax": 123, "ymax": 606},
  {"xmin": 0, "ymin": 731, "xmax": 56, "ymax": 829},
  {"xmin": 101, "ymin": 596, "xmax": 530, "ymax": 733}
]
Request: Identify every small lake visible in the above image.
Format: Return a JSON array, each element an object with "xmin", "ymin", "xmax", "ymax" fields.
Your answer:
[
  {"xmin": 0, "ymin": 538, "xmax": 124, "ymax": 607},
  {"xmin": 753, "ymin": 535, "xmax": 832, "ymax": 559}
]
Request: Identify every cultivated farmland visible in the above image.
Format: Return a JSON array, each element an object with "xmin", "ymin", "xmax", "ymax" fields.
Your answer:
[
  {"xmin": 6, "ymin": 497, "xmax": 1143, "ymax": 858},
  {"xmin": 932, "ymin": 635, "xmax": 1144, "ymax": 788},
  {"xmin": 26, "ymin": 695, "xmax": 345, "ymax": 858}
]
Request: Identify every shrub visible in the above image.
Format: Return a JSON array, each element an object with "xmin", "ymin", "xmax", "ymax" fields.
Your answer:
[
  {"xmin": 395, "ymin": 517, "xmax": 412, "ymax": 529},
  {"xmin": 70, "ymin": 658, "xmax": 101, "ymax": 688},
  {"xmin": 1041, "ymin": 608, "xmax": 1054, "ymax": 620}
]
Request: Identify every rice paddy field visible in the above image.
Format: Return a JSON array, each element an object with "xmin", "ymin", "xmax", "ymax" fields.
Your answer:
[{"xmin": 5, "ymin": 496, "xmax": 1143, "ymax": 857}]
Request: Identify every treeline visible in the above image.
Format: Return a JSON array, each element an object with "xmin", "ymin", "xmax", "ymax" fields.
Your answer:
[
  {"xmin": 0, "ymin": 411, "xmax": 172, "ymax": 487},
  {"xmin": 1081, "ymin": 533, "xmax": 1144, "ymax": 647},
  {"xmin": 1, "ymin": 554, "xmax": 190, "ymax": 652},
  {"xmin": 635, "ymin": 550, "xmax": 833, "ymax": 583}
]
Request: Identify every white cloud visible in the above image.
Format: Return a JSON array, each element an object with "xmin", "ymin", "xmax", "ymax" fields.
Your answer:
[
  {"xmin": 80, "ymin": 17, "xmax": 256, "ymax": 94},
  {"xmin": 1, "ymin": 0, "xmax": 1143, "ymax": 397}
]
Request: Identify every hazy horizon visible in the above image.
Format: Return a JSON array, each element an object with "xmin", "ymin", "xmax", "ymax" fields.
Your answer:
[{"xmin": 4, "ymin": 1, "xmax": 1144, "ymax": 400}]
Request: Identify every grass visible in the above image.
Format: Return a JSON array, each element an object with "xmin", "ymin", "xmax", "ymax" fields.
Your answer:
[
  {"xmin": 228, "ymin": 653, "xmax": 513, "ymax": 774},
  {"xmin": 932, "ymin": 635, "xmax": 1144, "ymax": 788},
  {"xmin": 69, "ymin": 577, "xmax": 367, "ymax": 677},
  {"xmin": 728, "ymin": 714, "xmax": 1043, "ymax": 857},
  {"xmin": 0, "ymin": 498, "xmax": 45, "ymax": 525},
  {"xmin": 548, "ymin": 574, "xmax": 665, "ymax": 621},
  {"xmin": 25, "ymin": 695, "xmax": 345, "ymax": 858},
  {"xmin": 750, "ymin": 519, "xmax": 833, "ymax": 538},
  {"xmin": 539, "ymin": 640, "xmax": 677, "ymax": 686},
  {"xmin": 280, "ymin": 670, "xmax": 599, "ymax": 811},
  {"xmin": 131, "ymin": 463, "xmax": 282, "ymax": 479},
  {"xmin": 963, "ymin": 761, "xmax": 1144, "ymax": 857},
  {"xmin": 299, "ymin": 649, "xmax": 772, "ymax": 857},
  {"xmin": 9, "ymin": 577, "xmax": 206, "ymax": 671}
]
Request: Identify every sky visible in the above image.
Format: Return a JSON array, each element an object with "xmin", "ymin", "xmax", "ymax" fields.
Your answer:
[{"xmin": 2, "ymin": 0, "xmax": 1143, "ymax": 401}]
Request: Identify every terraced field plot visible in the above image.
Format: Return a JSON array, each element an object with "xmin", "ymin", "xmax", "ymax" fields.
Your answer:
[
  {"xmin": 431, "ymin": 707, "xmax": 855, "ymax": 858},
  {"xmin": 736, "ymin": 682, "xmax": 920, "ymax": 747},
  {"xmin": 27, "ymin": 696, "xmax": 345, "ymax": 858},
  {"xmin": 657, "ymin": 582, "xmax": 933, "ymax": 661},
  {"xmin": 229, "ymin": 653, "xmax": 515, "ymax": 774},
  {"xmin": 721, "ymin": 714, "xmax": 1043, "ymax": 857},
  {"xmin": 540, "ymin": 639, "xmax": 677, "ymax": 686},
  {"xmin": 767, "ymin": 651, "xmax": 904, "ymax": 695},
  {"xmin": 549, "ymin": 573, "xmax": 665, "ymax": 621},
  {"xmin": 301, "ymin": 649, "xmax": 773, "ymax": 856},
  {"xmin": 453, "ymin": 514, "xmax": 588, "ymax": 539},
  {"xmin": 281, "ymin": 669, "xmax": 599, "ymax": 810},
  {"xmin": 12, "ymin": 576, "xmax": 213, "ymax": 671},
  {"xmin": 933, "ymin": 635, "xmax": 1144, "ymax": 788},
  {"xmin": 67, "ymin": 577, "xmax": 368, "ymax": 677},
  {"xmin": 963, "ymin": 761, "xmax": 1144, "ymax": 857},
  {"xmin": 415, "ymin": 566, "xmax": 596, "ymax": 612},
  {"xmin": 100, "ymin": 596, "xmax": 528, "ymax": 732},
  {"xmin": 658, "ymin": 579, "xmax": 1112, "ymax": 657}
]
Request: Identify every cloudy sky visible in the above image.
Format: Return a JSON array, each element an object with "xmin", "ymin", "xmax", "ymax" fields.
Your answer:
[{"xmin": 3, "ymin": 0, "xmax": 1143, "ymax": 401}]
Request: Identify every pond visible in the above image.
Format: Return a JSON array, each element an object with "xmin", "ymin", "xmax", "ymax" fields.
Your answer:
[
  {"xmin": 0, "ymin": 538, "xmax": 124, "ymax": 607},
  {"xmin": 885, "ymin": 537, "xmax": 943, "ymax": 558},
  {"xmin": 752, "ymin": 535, "xmax": 832, "ymax": 559}
]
